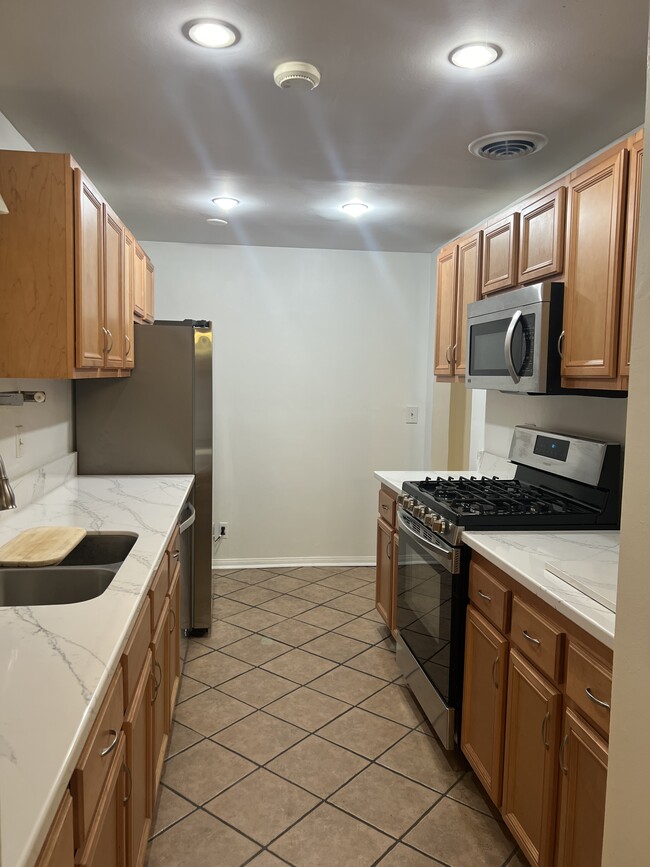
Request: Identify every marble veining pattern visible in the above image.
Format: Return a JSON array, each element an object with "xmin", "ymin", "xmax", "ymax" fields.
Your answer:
[
  {"xmin": 0, "ymin": 473, "xmax": 194, "ymax": 867},
  {"xmin": 5, "ymin": 452, "xmax": 77, "ymax": 511}
]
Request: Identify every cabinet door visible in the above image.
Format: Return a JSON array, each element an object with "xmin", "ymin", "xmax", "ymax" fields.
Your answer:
[
  {"xmin": 150, "ymin": 598, "xmax": 170, "ymax": 796},
  {"xmin": 144, "ymin": 258, "xmax": 154, "ymax": 323},
  {"xmin": 123, "ymin": 231, "xmax": 135, "ymax": 369},
  {"xmin": 124, "ymin": 651, "xmax": 152, "ymax": 867},
  {"xmin": 74, "ymin": 169, "xmax": 105, "ymax": 369},
  {"xmin": 518, "ymin": 187, "xmax": 566, "ymax": 283},
  {"xmin": 460, "ymin": 607, "xmax": 508, "ymax": 805},
  {"xmin": 502, "ymin": 649, "xmax": 561, "ymax": 867},
  {"xmin": 133, "ymin": 243, "xmax": 146, "ymax": 319},
  {"xmin": 375, "ymin": 517, "xmax": 395, "ymax": 630},
  {"xmin": 167, "ymin": 565, "xmax": 181, "ymax": 718},
  {"xmin": 562, "ymin": 148, "xmax": 628, "ymax": 380},
  {"xmin": 482, "ymin": 213, "xmax": 519, "ymax": 295},
  {"xmin": 556, "ymin": 708, "xmax": 608, "ymax": 867},
  {"xmin": 35, "ymin": 790, "xmax": 75, "ymax": 867},
  {"xmin": 434, "ymin": 245, "xmax": 458, "ymax": 376},
  {"xmin": 76, "ymin": 736, "xmax": 127, "ymax": 867},
  {"xmin": 103, "ymin": 206, "xmax": 125, "ymax": 369},
  {"xmin": 618, "ymin": 135, "xmax": 643, "ymax": 379},
  {"xmin": 455, "ymin": 231, "xmax": 482, "ymax": 376}
]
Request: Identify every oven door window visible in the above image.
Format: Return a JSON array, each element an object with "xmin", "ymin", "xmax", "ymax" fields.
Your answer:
[
  {"xmin": 396, "ymin": 529, "xmax": 454, "ymax": 705},
  {"xmin": 469, "ymin": 312, "xmax": 535, "ymax": 378}
]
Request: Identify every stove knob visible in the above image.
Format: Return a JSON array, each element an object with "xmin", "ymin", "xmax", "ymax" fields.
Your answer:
[
  {"xmin": 402, "ymin": 497, "xmax": 412, "ymax": 511},
  {"xmin": 423, "ymin": 510, "xmax": 435, "ymax": 528},
  {"xmin": 414, "ymin": 504, "xmax": 426, "ymax": 519},
  {"xmin": 428, "ymin": 514, "xmax": 444, "ymax": 532},
  {"xmin": 397, "ymin": 494, "xmax": 405, "ymax": 507}
]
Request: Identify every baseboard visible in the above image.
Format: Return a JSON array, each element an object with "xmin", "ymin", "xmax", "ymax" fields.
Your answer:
[{"xmin": 212, "ymin": 556, "xmax": 375, "ymax": 570}]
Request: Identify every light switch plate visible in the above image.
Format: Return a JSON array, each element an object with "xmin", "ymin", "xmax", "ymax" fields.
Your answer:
[{"xmin": 405, "ymin": 406, "xmax": 419, "ymax": 424}]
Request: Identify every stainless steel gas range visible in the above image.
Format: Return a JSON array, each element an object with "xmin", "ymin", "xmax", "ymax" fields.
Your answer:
[{"xmin": 395, "ymin": 425, "xmax": 622, "ymax": 750}]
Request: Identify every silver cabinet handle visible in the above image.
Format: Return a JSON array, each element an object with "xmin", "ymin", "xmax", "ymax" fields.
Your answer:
[
  {"xmin": 522, "ymin": 629, "xmax": 541, "ymax": 646},
  {"xmin": 123, "ymin": 762, "xmax": 133, "ymax": 804},
  {"xmin": 504, "ymin": 309, "xmax": 523, "ymax": 384},
  {"xmin": 381, "ymin": 503, "xmax": 389, "ymax": 512},
  {"xmin": 151, "ymin": 660, "xmax": 162, "ymax": 704},
  {"xmin": 557, "ymin": 330, "xmax": 565, "ymax": 359},
  {"xmin": 585, "ymin": 687, "xmax": 610, "ymax": 710},
  {"xmin": 445, "ymin": 345, "xmax": 451, "ymax": 364},
  {"xmin": 125, "ymin": 334, "xmax": 131, "ymax": 358},
  {"xmin": 386, "ymin": 541, "xmax": 391, "ymax": 560},
  {"xmin": 99, "ymin": 728, "xmax": 118, "ymax": 757},
  {"xmin": 105, "ymin": 328, "xmax": 113, "ymax": 352},
  {"xmin": 172, "ymin": 549, "xmax": 180, "ymax": 561},
  {"xmin": 541, "ymin": 710, "xmax": 551, "ymax": 749},
  {"xmin": 169, "ymin": 608, "xmax": 176, "ymax": 634},
  {"xmin": 452, "ymin": 343, "xmax": 457, "ymax": 363},
  {"xmin": 477, "ymin": 589, "xmax": 492, "ymax": 602},
  {"xmin": 559, "ymin": 733, "xmax": 569, "ymax": 774},
  {"xmin": 492, "ymin": 655, "xmax": 499, "ymax": 688},
  {"xmin": 101, "ymin": 326, "xmax": 109, "ymax": 352}
]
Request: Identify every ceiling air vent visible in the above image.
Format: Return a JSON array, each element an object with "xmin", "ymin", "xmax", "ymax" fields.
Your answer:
[{"xmin": 468, "ymin": 131, "xmax": 548, "ymax": 160}]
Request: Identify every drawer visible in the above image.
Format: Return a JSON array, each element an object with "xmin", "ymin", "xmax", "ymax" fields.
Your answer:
[
  {"xmin": 75, "ymin": 734, "xmax": 126, "ymax": 867},
  {"xmin": 378, "ymin": 489, "xmax": 396, "ymax": 527},
  {"xmin": 148, "ymin": 555, "xmax": 169, "ymax": 633},
  {"xmin": 71, "ymin": 666, "xmax": 124, "ymax": 849},
  {"xmin": 510, "ymin": 597, "xmax": 564, "ymax": 683},
  {"xmin": 167, "ymin": 524, "xmax": 180, "ymax": 588},
  {"xmin": 469, "ymin": 561, "xmax": 511, "ymax": 633},
  {"xmin": 566, "ymin": 642, "xmax": 612, "ymax": 736},
  {"xmin": 35, "ymin": 789, "xmax": 74, "ymax": 867},
  {"xmin": 120, "ymin": 596, "xmax": 151, "ymax": 712}
]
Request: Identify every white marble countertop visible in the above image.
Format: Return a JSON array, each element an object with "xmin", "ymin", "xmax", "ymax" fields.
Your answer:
[
  {"xmin": 374, "ymin": 469, "xmax": 617, "ymax": 649},
  {"xmin": 0, "ymin": 473, "xmax": 194, "ymax": 867}
]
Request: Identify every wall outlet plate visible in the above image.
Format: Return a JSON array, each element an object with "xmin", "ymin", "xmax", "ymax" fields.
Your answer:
[{"xmin": 405, "ymin": 406, "xmax": 419, "ymax": 424}]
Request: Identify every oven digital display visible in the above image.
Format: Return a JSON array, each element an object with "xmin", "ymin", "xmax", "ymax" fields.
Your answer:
[{"xmin": 533, "ymin": 435, "xmax": 570, "ymax": 462}]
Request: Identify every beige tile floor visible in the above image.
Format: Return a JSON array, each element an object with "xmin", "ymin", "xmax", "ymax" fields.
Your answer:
[{"xmin": 145, "ymin": 566, "xmax": 524, "ymax": 867}]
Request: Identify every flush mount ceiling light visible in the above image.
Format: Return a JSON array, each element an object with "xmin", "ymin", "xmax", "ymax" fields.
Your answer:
[
  {"xmin": 341, "ymin": 201, "xmax": 369, "ymax": 217},
  {"xmin": 449, "ymin": 42, "xmax": 500, "ymax": 69},
  {"xmin": 274, "ymin": 61, "xmax": 321, "ymax": 90},
  {"xmin": 212, "ymin": 196, "xmax": 240, "ymax": 210},
  {"xmin": 184, "ymin": 19, "xmax": 240, "ymax": 48},
  {"xmin": 206, "ymin": 217, "xmax": 229, "ymax": 225},
  {"xmin": 469, "ymin": 131, "xmax": 548, "ymax": 160}
]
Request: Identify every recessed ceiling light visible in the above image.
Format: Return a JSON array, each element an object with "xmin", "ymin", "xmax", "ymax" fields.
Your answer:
[
  {"xmin": 212, "ymin": 197, "xmax": 240, "ymax": 211},
  {"xmin": 341, "ymin": 202, "xmax": 369, "ymax": 217},
  {"xmin": 206, "ymin": 218, "xmax": 228, "ymax": 225},
  {"xmin": 449, "ymin": 43, "xmax": 500, "ymax": 69},
  {"xmin": 184, "ymin": 19, "xmax": 239, "ymax": 49}
]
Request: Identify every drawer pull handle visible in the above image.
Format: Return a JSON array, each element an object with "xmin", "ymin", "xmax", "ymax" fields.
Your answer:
[
  {"xmin": 172, "ymin": 550, "xmax": 180, "ymax": 560},
  {"xmin": 585, "ymin": 687, "xmax": 610, "ymax": 710},
  {"xmin": 386, "ymin": 541, "xmax": 391, "ymax": 560},
  {"xmin": 382, "ymin": 504, "xmax": 389, "ymax": 511},
  {"xmin": 492, "ymin": 655, "xmax": 499, "ymax": 688},
  {"xmin": 151, "ymin": 660, "xmax": 162, "ymax": 704},
  {"xmin": 169, "ymin": 608, "xmax": 176, "ymax": 634},
  {"xmin": 559, "ymin": 734, "xmax": 569, "ymax": 774},
  {"xmin": 125, "ymin": 334, "xmax": 131, "ymax": 358},
  {"xmin": 123, "ymin": 762, "xmax": 133, "ymax": 804},
  {"xmin": 99, "ymin": 729, "xmax": 118, "ymax": 757},
  {"xmin": 477, "ymin": 589, "xmax": 492, "ymax": 602},
  {"xmin": 522, "ymin": 629, "xmax": 541, "ymax": 646},
  {"xmin": 541, "ymin": 710, "xmax": 551, "ymax": 749}
]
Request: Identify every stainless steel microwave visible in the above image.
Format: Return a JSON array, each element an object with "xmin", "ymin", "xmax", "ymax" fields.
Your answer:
[{"xmin": 465, "ymin": 282, "xmax": 564, "ymax": 394}]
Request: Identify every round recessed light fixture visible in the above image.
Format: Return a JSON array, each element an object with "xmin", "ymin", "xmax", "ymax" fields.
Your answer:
[
  {"xmin": 184, "ymin": 19, "xmax": 240, "ymax": 49},
  {"xmin": 341, "ymin": 201, "xmax": 369, "ymax": 218},
  {"xmin": 206, "ymin": 217, "xmax": 229, "ymax": 225},
  {"xmin": 212, "ymin": 196, "xmax": 240, "ymax": 211},
  {"xmin": 449, "ymin": 43, "xmax": 500, "ymax": 69}
]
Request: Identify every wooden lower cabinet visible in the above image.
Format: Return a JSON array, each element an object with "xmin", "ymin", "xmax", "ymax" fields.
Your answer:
[
  {"xmin": 376, "ymin": 517, "xmax": 396, "ymax": 630},
  {"xmin": 123, "ymin": 650, "xmax": 153, "ymax": 867},
  {"xmin": 36, "ymin": 791, "xmax": 75, "ymax": 867},
  {"xmin": 556, "ymin": 708, "xmax": 608, "ymax": 867},
  {"xmin": 76, "ymin": 736, "xmax": 127, "ymax": 867},
  {"xmin": 151, "ymin": 597, "xmax": 171, "ymax": 795},
  {"xmin": 502, "ymin": 649, "xmax": 561, "ymax": 867},
  {"xmin": 167, "ymin": 567, "xmax": 181, "ymax": 716},
  {"xmin": 460, "ymin": 607, "xmax": 508, "ymax": 804}
]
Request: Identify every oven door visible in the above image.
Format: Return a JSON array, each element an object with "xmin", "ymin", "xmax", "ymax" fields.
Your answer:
[{"xmin": 395, "ymin": 512, "xmax": 468, "ymax": 749}]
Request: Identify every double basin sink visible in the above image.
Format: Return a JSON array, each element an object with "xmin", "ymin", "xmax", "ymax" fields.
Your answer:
[{"xmin": 0, "ymin": 532, "xmax": 138, "ymax": 607}]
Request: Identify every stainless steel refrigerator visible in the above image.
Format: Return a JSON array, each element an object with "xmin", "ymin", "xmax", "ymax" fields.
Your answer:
[{"xmin": 75, "ymin": 320, "xmax": 213, "ymax": 635}]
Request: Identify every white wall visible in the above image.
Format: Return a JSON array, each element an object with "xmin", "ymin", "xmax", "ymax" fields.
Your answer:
[
  {"xmin": 147, "ymin": 241, "xmax": 433, "ymax": 565},
  {"xmin": 0, "ymin": 112, "xmax": 74, "ymax": 478}
]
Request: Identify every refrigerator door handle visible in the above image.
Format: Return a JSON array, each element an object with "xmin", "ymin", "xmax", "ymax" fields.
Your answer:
[{"xmin": 179, "ymin": 502, "xmax": 196, "ymax": 533}]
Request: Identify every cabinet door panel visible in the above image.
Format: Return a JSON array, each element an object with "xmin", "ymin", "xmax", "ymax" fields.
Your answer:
[
  {"xmin": 167, "ymin": 566, "xmax": 181, "ymax": 718},
  {"xmin": 482, "ymin": 214, "xmax": 519, "ymax": 295},
  {"xmin": 124, "ymin": 651, "xmax": 152, "ymax": 867},
  {"xmin": 455, "ymin": 231, "xmax": 482, "ymax": 376},
  {"xmin": 518, "ymin": 187, "xmax": 566, "ymax": 283},
  {"xmin": 123, "ymin": 231, "xmax": 135, "ymax": 369},
  {"xmin": 434, "ymin": 245, "xmax": 458, "ymax": 376},
  {"xmin": 619, "ymin": 136, "xmax": 643, "ymax": 378},
  {"xmin": 562, "ymin": 148, "xmax": 627, "ymax": 379},
  {"xmin": 74, "ymin": 169, "xmax": 105, "ymax": 369},
  {"xmin": 76, "ymin": 736, "xmax": 126, "ymax": 867},
  {"xmin": 133, "ymin": 243, "xmax": 146, "ymax": 319},
  {"xmin": 502, "ymin": 649, "xmax": 561, "ymax": 867},
  {"xmin": 460, "ymin": 607, "xmax": 508, "ymax": 804},
  {"xmin": 35, "ymin": 790, "xmax": 75, "ymax": 867},
  {"xmin": 151, "ymin": 598, "xmax": 170, "ymax": 796},
  {"xmin": 103, "ymin": 206, "xmax": 125, "ymax": 369},
  {"xmin": 556, "ymin": 708, "xmax": 608, "ymax": 867},
  {"xmin": 375, "ymin": 517, "xmax": 394, "ymax": 630}
]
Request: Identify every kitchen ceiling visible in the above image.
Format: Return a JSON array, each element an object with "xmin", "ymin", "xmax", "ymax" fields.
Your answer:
[{"xmin": 0, "ymin": 0, "xmax": 647, "ymax": 253}]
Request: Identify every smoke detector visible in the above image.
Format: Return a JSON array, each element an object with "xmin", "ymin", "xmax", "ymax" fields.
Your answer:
[
  {"xmin": 274, "ymin": 61, "xmax": 321, "ymax": 91},
  {"xmin": 468, "ymin": 131, "xmax": 548, "ymax": 160}
]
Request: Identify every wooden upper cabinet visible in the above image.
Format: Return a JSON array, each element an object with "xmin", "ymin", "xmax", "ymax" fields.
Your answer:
[
  {"xmin": 619, "ymin": 133, "xmax": 643, "ymax": 380},
  {"xmin": 134, "ymin": 243, "xmax": 146, "ymax": 319},
  {"xmin": 75, "ymin": 169, "xmax": 105, "ymax": 369},
  {"xmin": 562, "ymin": 147, "xmax": 628, "ymax": 380},
  {"xmin": 482, "ymin": 213, "xmax": 519, "ymax": 295},
  {"xmin": 434, "ymin": 245, "xmax": 458, "ymax": 376},
  {"xmin": 145, "ymin": 257, "xmax": 155, "ymax": 323},
  {"xmin": 455, "ymin": 231, "xmax": 482, "ymax": 376},
  {"xmin": 123, "ymin": 231, "xmax": 136, "ymax": 369},
  {"xmin": 103, "ymin": 205, "xmax": 125, "ymax": 369},
  {"xmin": 518, "ymin": 187, "xmax": 566, "ymax": 283}
]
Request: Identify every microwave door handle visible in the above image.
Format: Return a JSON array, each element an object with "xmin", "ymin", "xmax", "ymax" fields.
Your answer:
[{"xmin": 504, "ymin": 310, "xmax": 523, "ymax": 384}]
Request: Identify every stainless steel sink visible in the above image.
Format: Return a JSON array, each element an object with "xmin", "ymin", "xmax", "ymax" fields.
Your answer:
[
  {"xmin": 59, "ymin": 532, "xmax": 138, "ymax": 567},
  {"xmin": 0, "ymin": 567, "xmax": 116, "ymax": 606}
]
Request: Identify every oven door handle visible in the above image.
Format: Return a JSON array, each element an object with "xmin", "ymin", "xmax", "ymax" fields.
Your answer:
[
  {"xmin": 504, "ymin": 309, "xmax": 523, "ymax": 384},
  {"xmin": 397, "ymin": 514, "xmax": 454, "ymax": 566}
]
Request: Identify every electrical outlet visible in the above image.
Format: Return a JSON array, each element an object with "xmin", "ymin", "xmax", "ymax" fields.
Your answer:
[
  {"xmin": 219, "ymin": 522, "xmax": 229, "ymax": 538},
  {"xmin": 405, "ymin": 406, "xmax": 419, "ymax": 424}
]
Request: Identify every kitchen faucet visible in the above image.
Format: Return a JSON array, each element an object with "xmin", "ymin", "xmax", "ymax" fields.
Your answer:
[{"xmin": 0, "ymin": 452, "xmax": 16, "ymax": 509}]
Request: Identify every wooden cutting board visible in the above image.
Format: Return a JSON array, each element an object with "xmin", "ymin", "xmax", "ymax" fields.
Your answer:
[{"xmin": 0, "ymin": 527, "xmax": 87, "ymax": 567}]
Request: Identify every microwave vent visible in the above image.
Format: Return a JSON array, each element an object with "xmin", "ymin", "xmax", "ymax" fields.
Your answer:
[{"xmin": 469, "ymin": 131, "xmax": 548, "ymax": 160}]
